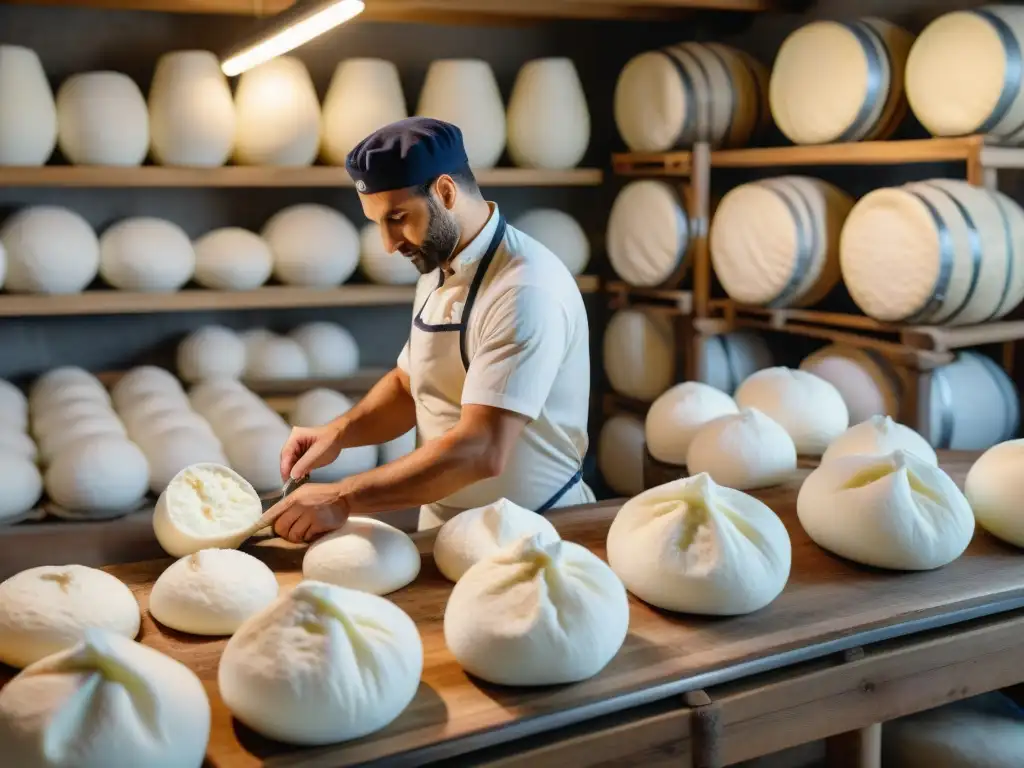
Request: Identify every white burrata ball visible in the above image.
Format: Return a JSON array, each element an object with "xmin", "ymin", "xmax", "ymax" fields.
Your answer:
[
  {"xmin": 797, "ymin": 450, "xmax": 975, "ymax": 570},
  {"xmin": 29, "ymin": 366, "xmax": 106, "ymax": 407},
  {"xmin": 0, "ymin": 452, "xmax": 42, "ymax": 523},
  {"xmin": 735, "ymin": 367, "xmax": 849, "ymax": 456},
  {"xmin": 187, "ymin": 377, "xmax": 254, "ymax": 415},
  {"xmin": 192, "ymin": 227, "xmax": 273, "ymax": 290},
  {"xmin": 244, "ymin": 336, "xmax": 309, "ymax": 380},
  {"xmin": 239, "ymin": 328, "xmax": 277, "ymax": 360},
  {"xmin": 512, "ymin": 208, "xmax": 590, "ymax": 275},
  {"xmin": 0, "ymin": 629, "xmax": 210, "ymax": 768},
  {"xmin": 380, "ymin": 427, "xmax": 416, "ymax": 464},
  {"xmin": 359, "ymin": 221, "xmax": 419, "ymax": 284},
  {"xmin": 288, "ymin": 322, "xmax": 359, "ymax": 377},
  {"xmin": 110, "ymin": 365, "xmax": 184, "ymax": 412},
  {"xmin": 43, "ymin": 435, "xmax": 149, "ymax": 516},
  {"xmin": 262, "ymin": 204, "xmax": 360, "ymax": 287},
  {"xmin": 645, "ymin": 381, "xmax": 739, "ymax": 466},
  {"xmin": 445, "ymin": 533, "xmax": 629, "ymax": 686},
  {"xmin": 149, "ymin": 548, "xmax": 279, "ymax": 635},
  {"xmin": 821, "ymin": 415, "xmax": 938, "ymax": 466},
  {"xmin": 0, "ymin": 206, "xmax": 99, "ymax": 294},
  {"xmin": 31, "ymin": 398, "xmax": 118, "ymax": 442},
  {"xmin": 0, "ymin": 564, "xmax": 140, "ymax": 668},
  {"xmin": 99, "ymin": 217, "xmax": 195, "ymax": 292},
  {"xmin": 0, "ymin": 379, "xmax": 27, "ymax": 430},
  {"xmin": 686, "ymin": 408, "xmax": 797, "ymax": 491},
  {"xmin": 219, "ymin": 580, "xmax": 423, "ymax": 745},
  {"xmin": 607, "ymin": 473, "xmax": 791, "ymax": 615},
  {"xmin": 603, "ymin": 309, "xmax": 674, "ymax": 402},
  {"xmin": 144, "ymin": 431, "xmax": 228, "ymax": 494},
  {"xmin": 55, "ymin": 71, "xmax": 149, "ymax": 166},
  {"xmin": 38, "ymin": 413, "xmax": 127, "ymax": 465},
  {"xmin": 433, "ymin": 497, "xmax": 560, "ymax": 582},
  {"xmin": 208, "ymin": 401, "xmax": 286, "ymax": 442},
  {"xmin": 965, "ymin": 440, "xmax": 1024, "ymax": 549},
  {"xmin": 225, "ymin": 423, "xmax": 290, "ymax": 492},
  {"xmin": 0, "ymin": 430, "xmax": 37, "ymax": 462},
  {"xmin": 177, "ymin": 325, "xmax": 246, "ymax": 382},
  {"xmin": 303, "ymin": 517, "xmax": 420, "ymax": 595},
  {"xmin": 289, "ymin": 387, "xmax": 353, "ymax": 427},
  {"xmin": 153, "ymin": 463, "xmax": 263, "ymax": 558}
]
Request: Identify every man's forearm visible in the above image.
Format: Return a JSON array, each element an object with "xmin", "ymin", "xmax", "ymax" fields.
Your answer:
[{"xmin": 332, "ymin": 368, "xmax": 416, "ymax": 448}]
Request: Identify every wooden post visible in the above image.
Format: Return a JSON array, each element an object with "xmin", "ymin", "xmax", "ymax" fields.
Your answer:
[
  {"xmin": 824, "ymin": 723, "xmax": 882, "ymax": 768},
  {"xmin": 690, "ymin": 142, "xmax": 712, "ymax": 320}
]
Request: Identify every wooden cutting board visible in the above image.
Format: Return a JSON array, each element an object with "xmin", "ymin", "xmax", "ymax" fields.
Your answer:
[{"xmin": 3, "ymin": 450, "xmax": 1023, "ymax": 768}]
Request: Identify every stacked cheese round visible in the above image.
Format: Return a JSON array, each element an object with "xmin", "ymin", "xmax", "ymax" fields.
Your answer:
[
  {"xmin": 507, "ymin": 57, "xmax": 590, "ymax": 170},
  {"xmin": 0, "ymin": 45, "xmax": 57, "ymax": 166},
  {"xmin": 906, "ymin": 6, "xmax": 1024, "ymax": 144},
  {"xmin": 287, "ymin": 388, "xmax": 377, "ymax": 482},
  {"xmin": 645, "ymin": 381, "xmax": 738, "ymax": 466},
  {"xmin": 512, "ymin": 209, "xmax": 590, "ymax": 276},
  {"xmin": 770, "ymin": 18, "xmax": 914, "ymax": 145},
  {"xmin": 700, "ymin": 331, "xmax": 774, "ymax": 395},
  {"xmin": 800, "ymin": 344, "xmax": 901, "ymax": 424},
  {"xmin": 55, "ymin": 70, "xmax": 149, "ymax": 166},
  {"xmin": 607, "ymin": 180, "xmax": 691, "ymax": 287},
  {"xmin": 192, "ymin": 227, "xmax": 273, "ymax": 290},
  {"xmin": 710, "ymin": 177, "xmax": 854, "ymax": 307},
  {"xmin": 930, "ymin": 351, "xmax": 1020, "ymax": 451},
  {"xmin": 99, "ymin": 217, "xmax": 195, "ymax": 292},
  {"xmin": 262, "ymin": 204, "xmax": 360, "ymax": 287},
  {"xmin": 0, "ymin": 205, "xmax": 99, "ymax": 294},
  {"xmin": 177, "ymin": 325, "xmax": 246, "ymax": 382},
  {"xmin": 0, "ymin": 379, "xmax": 41, "ymax": 525},
  {"xmin": 603, "ymin": 308, "xmax": 675, "ymax": 402},
  {"xmin": 614, "ymin": 42, "xmax": 769, "ymax": 152},
  {"xmin": 840, "ymin": 179, "xmax": 1024, "ymax": 325},
  {"xmin": 359, "ymin": 221, "xmax": 420, "ymax": 285},
  {"xmin": 598, "ymin": 413, "xmax": 647, "ymax": 496},
  {"xmin": 288, "ymin": 321, "xmax": 360, "ymax": 377}
]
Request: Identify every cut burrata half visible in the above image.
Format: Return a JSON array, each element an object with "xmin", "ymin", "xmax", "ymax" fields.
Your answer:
[
  {"xmin": 153, "ymin": 463, "xmax": 263, "ymax": 558},
  {"xmin": 303, "ymin": 517, "xmax": 420, "ymax": 596}
]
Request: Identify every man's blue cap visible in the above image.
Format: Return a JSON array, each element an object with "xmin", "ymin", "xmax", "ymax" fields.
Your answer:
[{"xmin": 345, "ymin": 117, "xmax": 470, "ymax": 194}]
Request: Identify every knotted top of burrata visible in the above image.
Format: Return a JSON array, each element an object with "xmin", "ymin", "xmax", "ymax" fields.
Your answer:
[{"xmin": 821, "ymin": 414, "xmax": 938, "ymax": 466}]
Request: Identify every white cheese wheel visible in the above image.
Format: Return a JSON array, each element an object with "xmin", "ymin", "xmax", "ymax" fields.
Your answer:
[
  {"xmin": 906, "ymin": 6, "xmax": 1024, "ymax": 144},
  {"xmin": 607, "ymin": 180, "xmax": 691, "ymax": 287},
  {"xmin": 245, "ymin": 335, "xmax": 309, "ymax": 380},
  {"xmin": 380, "ymin": 427, "xmax": 416, "ymax": 464},
  {"xmin": 0, "ymin": 430, "xmax": 36, "ymax": 462},
  {"xmin": 965, "ymin": 439, "xmax": 1024, "ymax": 549},
  {"xmin": 233, "ymin": 56, "xmax": 320, "ymax": 167},
  {"xmin": 0, "ymin": 629, "xmax": 210, "ymax": 768},
  {"xmin": 150, "ymin": 549, "xmax": 279, "ymax": 635},
  {"xmin": 800, "ymin": 344, "xmax": 901, "ymax": 424},
  {"xmin": 99, "ymin": 217, "xmax": 195, "ymax": 292},
  {"xmin": 1, "ymin": 206, "xmax": 99, "ymax": 294},
  {"xmin": 303, "ymin": 517, "xmax": 420, "ymax": 595},
  {"xmin": 507, "ymin": 57, "xmax": 589, "ymax": 170},
  {"xmin": 770, "ymin": 18, "xmax": 913, "ymax": 145},
  {"xmin": 700, "ymin": 331, "xmax": 774, "ymax": 395},
  {"xmin": 143, "ymin": 431, "xmax": 228, "ymax": 495},
  {"xmin": 0, "ymin": 379, "xmax": 28, "ymax": 430},
  {"xmin": 417, "ymin": 59, "xmax": 506, "ymax": 168},
  {"xmin": 445, "ymin": 533, "xmax": 628, "ymax": 685},
  {"xmin": 55, "ymin": 71, "xmax": 148, "ymax": 166},
  {"xmin": 224, "ymin": 423, "xmax": 290, "ymax": 492},
  {"xmin": 840, "ymin": 180, "xmax": 1024, "ymax": 324},
  {"xmin": 735, "ymin": 367, "xmax": 849, "ymax": 456},
  {"xmin": 288, "ymin": 322, "xmax": 359, "ymax": 377},
  {"xmin": 0, "ymin": 452, "xmax": 42, "ymax": 523},
  {"xmin": 598, "ymin": 414, "xmax": 646, "ymax": 496},
  {"xmin": 930, "ymin": 351, "xmax": 1020, "ymax": 451},
  {"xmin": 44, "ymin": 436, "xmax": 148, "ymax": 517},
  {"xmin": 262, "ymin": 203, "xmax": 360, "ymax": 287},
  {"xmin": 710, "ymin": 176, "xmax": 854, "ymax": 307},
  {"xmin": 0, "ymin": 564, "xmax": 140, "ymax": 668},
  {"xmin": 433, "ymin": 497, "xmax": 560, "ymax": 583},
  {"xmin": 822, "ymin": 415, "xmax": 937, "ymax": 466},
  {"xmin": 177, "ymin": 325, "xmax": 246, "ymax": 382},
  {"xmin": 687, "ymin": 408, "xmax": 798, "ymax": 490},
  {"xmin": 512, "ymin": 209, "xmax": 590, "ymax": 276},
  {"xmin": 358, "ymin": 221, "xmax": 420, "ymax": 285},
  {"xmin": 148, "ymin": 50, "xmax": 235, "ymax": 167},
  {"xmin": 603, "ymin": 308, "xmax": 675, "ymax": 402},
  {"xmin": 607, "ymin": 472, "xmax": 791, "ymax": 614},
  {"xmin": 321, "ymin": 58, "xmax": 408, "ymax": 166},
  {"xmin": 192, "ymin": 227, "xmax": 272, "ymax": 290},
  {"xmin": 111, "ymin": 365, "xmax": 184, "ymax": 412},
  {"xmin": 614, "ymin": 42, "xmax": 768, "ymax": 152},
  {"xmin": 797, "ymin": 449, "xmax": 975, "ymax": 570},
  {"xmin": 219, "ymin": 580, "xmax": 423, "ymax": 745},
  {"xmin": 645, "ymin": 381, "xmax": 738, "ymax": 466},
  {"xmin": 0, "ymin": 45, "xmax": 56, "ymax": 166}
]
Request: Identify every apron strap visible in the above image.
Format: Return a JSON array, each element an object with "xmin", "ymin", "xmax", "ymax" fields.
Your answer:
[
  {"xmin": 459, "ymin": 216, "xmax": 507, "ymax": 370},
  {"xmin": 535, "ymin": 468, "xmax": 583, "ymax": 514}
]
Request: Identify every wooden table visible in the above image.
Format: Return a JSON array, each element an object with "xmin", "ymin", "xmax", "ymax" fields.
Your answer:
[{"xmin": 3, "ymin": 450, "xmax": 1024, "ymax": 767}]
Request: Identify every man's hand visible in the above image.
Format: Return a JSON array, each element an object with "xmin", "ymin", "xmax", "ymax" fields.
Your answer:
[
  {"xmin": 270, "ymin": 482, "xmax": 349, "ymax": 543},
  {"xmin": 279, "ymin": 423, "xmax": 343, "ymax": 482}
]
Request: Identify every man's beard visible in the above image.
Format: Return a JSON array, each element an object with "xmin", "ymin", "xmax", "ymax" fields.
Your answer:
[{"xmin": 403, "ymin": 196, "xmax": 460, "ymax": 275}]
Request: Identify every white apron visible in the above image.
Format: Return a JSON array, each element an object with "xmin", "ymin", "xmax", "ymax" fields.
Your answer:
[{"xmin": 408, "ymin": 215, "xmax": 587, "ymax": 530}]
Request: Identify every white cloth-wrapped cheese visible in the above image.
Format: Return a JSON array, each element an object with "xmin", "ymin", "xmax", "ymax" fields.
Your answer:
[
  {"xmin": 603, "ymin": 308, "xmax": 675, "ymax": 402},
  {"xmin": 512, "ymin": 209, "xmax": 590, "ymax": 276},
  {"xmin": 44, "ymin": 436, "xmax": 149, "ymax": 518},
  {"xmin": 444, "ymin": 533, "xmax": 629, "ymax": 685},
  {"xmin": 192, "ymin": 227, "xmax": 272, "ymax": 290},
  {"xmin": 0, "ymin": 565, "xmax": 140, "ymax": 668},
  {"xmin": 233, "ymin": 56, "xmax": 320, "ymax": 167},
  {"xmin": 770, "ymin": 18, "xmax": 913, "ymax": 145},
  {"xmin": 358, "ymin": 222, "xmax": 419, "ymax": 284},
  {"xmin": 303, "ymin": 517, "xmax": 420, "ymax": 595},
  {"xmin": 607, "ymin": 180, "xmax": 691, "ymax": 287},
  {"xmin": 710, "ymin": 176, "xmax": 854, "ymax": 307},
  {"xmin": 608, "ymin": 473, "xmax": 791, "ymax": 614},
  {"xmin": 700, "ymin": 331, "xmax": 774, "ymax": 395},
  {"xmin": 177, "ymin": 325, "xmax": 246, "ymax": 382},
  {"xmin": 929, "ymin": 351, "xmax": 1020, "ymax": 451},
  {"xmin": 55, "ymin": 71, "xmax": 148, "ymax": 166},
  {"xmin": 0, "ymin": 453, "xmax": 42, "ymax": 524},
  {"xmin": 0, "ymin": 629, "xmax": 210, "ymax": 768},
  {"xmin": 614, "ymin": 42, "xmax": 768, "ymax": 152},
  {"xmin": 417, "ymin": 59, "xmax": 505, "ymax": 168},
  {"xmin": 99, "ymin": 217, "xmax": 195, "ymax": 292},
  {"xmin": 645, "ymin": 381, "xmax": 739, "ymax": 466},
  {"xmin": 797, "ymin": 449, "xmax": 975, "ymax": 570},
  {"xmin": 599, "ymin": 414, "xmax": 646, "ymax": 496},
  {"xmin": 1, "ymin": 206, "xmax": 99, "ymax": 294},
  {"xmin": 219, "ymin": 580, "xmax": 423, "ymax": 745},
  {"xmin": 245, "ymin": 335, "xmax": 310, "ymax": 380},
  {"xmin": 965, "ymin": 439, "xmax": 1024, "ymax": 548},
  {"xmin": 321, "ymin": 58, "xmax": 408, "ymax": 166},
  {"xmin": 507, "ymin": 57, "xmax": 589, "ymax": 170},
  {"xmin": 800, "ymin": 344, "xmax": 901, "ymax": 424},
  {"xmin": 822, "ymin": 415, "xmax": 938, "ymax": 466},
  {"xmin": 288, "ymin": 322, "xmax": 359, "ymax": 377},
  {"xmin": 687, "ymin": 408, "xmax": 798, "ymax": 490},
  {"xmin": 0, "ymin": 45, "xmax": 56, "ymax": 166},
  {"xmin": 262, "ymin": 204, "xmax": 360, "ymax": 287}
]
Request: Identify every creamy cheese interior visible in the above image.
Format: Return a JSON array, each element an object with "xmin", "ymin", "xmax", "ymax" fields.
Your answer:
[{"xmin": 164, "ymin": 464, "xmax": 260, "ymax": 534}]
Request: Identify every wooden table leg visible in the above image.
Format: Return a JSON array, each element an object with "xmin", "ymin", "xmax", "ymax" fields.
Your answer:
[{"xmin": 824, "ymin": 723, "xmax": 881, "ymax": 768}]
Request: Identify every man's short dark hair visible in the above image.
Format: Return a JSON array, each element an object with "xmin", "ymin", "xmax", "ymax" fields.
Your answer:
[{"xmin": 414, "ymin": 165, "xmax": 480, "ymax": 198}]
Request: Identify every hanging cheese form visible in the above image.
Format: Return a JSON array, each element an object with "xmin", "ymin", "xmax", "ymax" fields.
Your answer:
[
  {"xmin": 598, "ymin": 414, "xmax": 646, "ymax": 497},
  {"xmin": 770, "ymin": 18, "xmax": 914, "ymax": 145},
  {"xmin": 417, "ymin": 59, "xmax": 506, "ymax": 168},
  {"xmin": 930, "ymin": 351, "xmax": 1020, "ymax": 450},
  {"xmin": 234, "ymin": 57, "xmax": 321, "ymax": 167},
  {"xmin": 841, "ymin": 179, "xmax": 1024, "ymax": 325},
  {"xmin": 603, "ymin": 308, "xmax": 675, "ymax": 402},
  {"xmin": 56, "ymin": 72, "xmax": 148, "ymax": 166},
  {"xmin": 699, "ymin": 331, "xmax": 774, "ymax": 395},
  {"xmin": 358, "ymin": 222, "xmax": 420, "ymax": 285},
  {"xmin": 710, "ymin": 177, "xmax": 855, "ymax": 308},
  {"xmin": 99, "ymin": 217, "xmax": 195, "ymax": 292},
  {"xmin": 0, "ymin": 46, "xmax": 56, "ymax": 166},
  {"xmin": 0, "ymin": 206, "xmax": 99, "ymax": 294},
  {"xmin": 512, "ymin": 209, "xmax": 590, "ymax": 276},
  {"xmin": 321, "ymin": 58, "xmax": 408, "ymax": 166},
  {"xmin": 506, "ymin": 58, "xmax": 589, "ymax": 170},
  {"xmin": 614, "ymin": 42, "xmax": 768, "ymax": 153},
  {"xmin": 148, "ymin": 51, "xmax": 235, "ymax": 167},
  {"xmin": 800, "ymin": 344, "xmax": 901, "ymax": 425},
  {"xmin": 607, "ymin": 180, "xmax": 691, "ymax": 287},
  {"xmin": 906, "ymin": 5, "xmax": 1024, "ymax": 144}
]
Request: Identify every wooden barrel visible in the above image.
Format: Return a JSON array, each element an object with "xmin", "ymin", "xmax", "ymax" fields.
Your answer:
[
  {"xmin": 800, "ymin": 344, "xmax": 902, "ymax": 425},
  {"xmin": 700, "ymin": 331, "xmax": 774, "ymax": 395},
  {"xmin": 770, "ymin": 18, "xmax": 914, "ymax": 145},
  {"xmin": 606, "ymin": 179, "xmax": 692, "ymax": 288},
  {"xmin": 603, "ymin": 308, "xmax": 675, "ymax": 402},
  {"xmin": 840, "ymin": 179, "xmax": 1024, "ymax": 325},
  {"xmin": 710, "ymin": 176, "xmax": 855, "ymax": 308},
  {"xmin": 598, "ymin": 414, "xmax": 646, "ymax": 497},
  {"xmin": 614, "ymin": 42, "xmax": 769, "ymax": 153},
  {"xmin": 907, "ymin": 5, "xmax": 1024, "ymax": 144},
  {"xmin": 930, "ymin": 351, "xmax": 1020, "ymax": 451}
]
